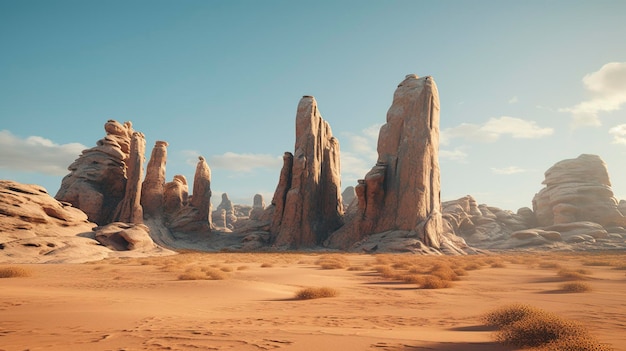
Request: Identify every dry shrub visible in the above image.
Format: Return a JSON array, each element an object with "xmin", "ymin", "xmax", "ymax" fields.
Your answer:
[
  {"xmin": 463, "ymin": 262, "xmax": 482, "ymax": 271},
  {"xmin": 374, "ymin": 265, "xmax": 398, "ymax": 279},
  {"xmin": 490, "ymin": 261, "xmax": 506, "ymax": 268},
  {"xmin": 400, "ymin": 273, "xmax": 425, "ymax": 285},
  {"xmin": 220, "ymin": 266, "xmax": 233, "ymax": 272},
  {"xmin": 260, "ymin": 262, "xmax": 273, "ymax": 268},
  {"xmin": 177, "ymin": 272, "xmax": 207, "ymax": 280},
  {"xmin": 315, "ymin": 255, "xmax": 349, "ymax": 269},
  {"xmin": 204, "ymin": 268, "xmax": 228, "ymax": 280},
  {"xmin": 420, "ymin": 275, "xmax": 452, "ymax": 289},
  {"xmin": 347, "ymin": 266, "xmax": 364, "ymax": 271},
  {"xmin": 236, "ymin": 265, "xmax": 249, "ymax": 271},
  {"xmin": 429, "ymin": 265, "xmax": 459, "ymax": 281},
  {"xmin": 483, "ymin": 304, "xmax": 610, "ymax": 350},
  {"xmin": 559, "ymin": 282, "xmax": 592, "ymax": 293},
  {"xmin": 557, "ymin": 269, "xmax": 590, "ymax": 280},
  {"xmin": 294, "ymin": 287, "xmax": 338, "ymax": 300},
  {"xmin": 0, "ymin": 266, "xmax": 32, "ymax": 278}
]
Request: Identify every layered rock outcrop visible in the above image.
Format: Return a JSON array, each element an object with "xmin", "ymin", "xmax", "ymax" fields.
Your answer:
[
  {"xmin": 328, "ymin": 74, "xmax": 449, "ymax": 251},
  {"xmin": 533, "ymin": 154, "xmax": 626, "ymax": 228},
  {"xmin": 55, "ymin": 120, "xmax": 133, "ymax": 225},
  {"xmin": 213, "ymin": 193, "xmax": 237, "ymax": 229},
  {"xmin": 269, "ymin": 96, "xmax": 344, "ymax": 247}
]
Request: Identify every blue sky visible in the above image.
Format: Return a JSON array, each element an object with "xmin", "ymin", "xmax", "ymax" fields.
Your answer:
[{"xmin": 1, "ymin": 0, "xmax": 625, "ymax": 211}]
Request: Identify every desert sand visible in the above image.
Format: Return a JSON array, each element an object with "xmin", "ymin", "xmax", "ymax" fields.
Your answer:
[{"xmin": 1, "ymin": 252, "xmax": 625, "ymax": 351}]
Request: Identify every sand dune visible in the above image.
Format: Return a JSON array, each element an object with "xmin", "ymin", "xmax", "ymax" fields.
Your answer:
[{"xmin": 1, "ymin": 252, "xmax": 625, "ymax": 350}]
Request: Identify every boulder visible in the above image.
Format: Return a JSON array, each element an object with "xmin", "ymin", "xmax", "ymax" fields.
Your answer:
[
  {"xmin": 94, "ymin": 222, "xmax": 156, "ymax": 251},
  {"xmin": 269, "ymin": 96, "xmax": 344, "ymax": 247}
]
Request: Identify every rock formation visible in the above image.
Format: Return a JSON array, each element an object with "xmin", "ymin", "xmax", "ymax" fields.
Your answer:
[
  {"xmin": 249, "ymin": 194, "xmax": 266, "ymax": 220},
  {"xmin": 213, "ymin": 193, "xmax": 237, "ymax": 229},
  {"xmin": 112, "ymin": 132, "xmax": 146, "ymax": 224},
  {"xmin": 328, "ymin": 74, "xmax": 447, "ymax": 251},
  {"xmin": 533, "ymin": 154, "xmax": 626, "ymax": 228},
  {"xmin": 95, "ymin": 222, "xmax": 156, "ymax": 251},
  {"xmin": 167, "ymin": 156, "xmax": 213, "ymax": 232},
  {"xmin": 141, "ymin": 141, "xmax": 168, "ymax": 218},
  {"xmin": 163, "ymin": 175, "xmax": 188, "ymax": 215},
  {"xmin": 269, "ymin": 96, "xmax": 344, "ymax": 247},
  {"xmin": 55, "ymin": 120, "xmax": 133, "ymax": 225}
]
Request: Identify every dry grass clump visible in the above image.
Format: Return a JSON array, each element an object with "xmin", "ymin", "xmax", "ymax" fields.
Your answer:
[
  {"xmin": 482, "ymin": 304, "xmax": 611, "ymax": 350},
  {"xmin": 177, "ymin": 272, "xmax": 207, "ymax": 280},
  {"xmin": 294, "ymin": 287, "xmax": 338, "ymax": 300},
  {"xmin": 260, "ymin": 262, "xmax": 274, "ymax": 268},
  {"xmin": 420, "ymin": 275, "xmax": 452, "ymax": 289},
  {"xmin": 559, "ymin": 282, "xmax": 592, "ymax": 293},
  {"xmin": 236, "ymin": 265, "xmax": 249, "ymax": 271},
  {"xmin": 0, "ymin": 266, "xmax": 32, "ymax": 278},
  {"xmin": 315, "ymin": 254, "xmax": 349, "ymax": 269}
]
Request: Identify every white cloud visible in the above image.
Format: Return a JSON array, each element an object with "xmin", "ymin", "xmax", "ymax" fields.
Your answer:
[
  {"xmin": 209, "ymin": 152, "xmax": 282, "ymax": 172},
  {"xmin": 441, "ymin": 116, "xmax": 553, "ymax": 145},
  {"xmin": 340, "ymin": 123, "xmax": 381, "ymax": 184},
  {"xmin": 0, "ymin": 130, "xmax": 86, "ymax": 175},
  {"xmin": 491, "ymin": 166, "xmax": 526, "ymax": 175},
  {"xmin": 560, "ymin": 62, "xmax": 626, "ymax": 128},
  {"xmin": 439, "ymin": 147, "xmax": 468, "ymax": 162},
  {"xmin": 609, "ymin": 124, "xmax": 626, "ymax": 145}
]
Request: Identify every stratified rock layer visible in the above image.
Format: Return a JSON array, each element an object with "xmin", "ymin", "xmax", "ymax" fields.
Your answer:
[
  {"xmin": 533, "ymin": 154, "xmax": 626, "ymax": 228},
  {"xmin": 55, "ymin": 120, "xmax": 133, "ymax": 225},
  {"xmin": 270, "ymin": 96, "xmax": 344, "ymax": 247},
  {"xmin": 328, "ymin": 74, "xmax": 444, "ymax": 250}
]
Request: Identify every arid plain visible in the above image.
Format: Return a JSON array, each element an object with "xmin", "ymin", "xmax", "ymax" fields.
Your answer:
[{"xmin": 1, "ymin": 251, "xmax": 625, "ymax": 351}]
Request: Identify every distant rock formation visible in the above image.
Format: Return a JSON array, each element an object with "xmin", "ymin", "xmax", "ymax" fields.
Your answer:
[
  {"xmin": 112, "ymin": 132, "xmax": 146, "ymax": 224},
  {"xmin": 163, "ymin": 175, "xmax": 188, "ymax": 215},
  {"xmin": 269, "ymin": 96, "xmax": 344, "ymax": 247},
  {"xmin": 213, "ymin": 193, "xmax": 237, "ymax": 229},
  {"xmin": 249, "ymin": 194, "xmax": 266, "ymax": 220},
  {"xmin": 533, "ymin": 154, "xmax": 626, "ymax": 228},
  {"xmin": 328, "ymin": 75, "xmax": 449, "ymax": 251},
  {"xmin": 341, "ymin": 186, "xmax": 356, "ymax": 212},
  {"xmin": 167, "ymin": 156, "xmax": 213, "ymax": 233},
  {"xmin": 55, "ymin": 120, "xmax": 133, "ymax": 225},
  {"xmin": 141, "ymin": 141, "xmax": 168, "ymax": 218}
]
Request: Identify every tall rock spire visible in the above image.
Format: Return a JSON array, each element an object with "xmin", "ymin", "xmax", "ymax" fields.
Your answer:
[
  {"xmin": 328, "ymin": 74, "xmax": 443, "ymax": 249},
  {"xmin": 141, "ymin": 141, "xmax": 168, "ymax": 218},
  {"xmin": 270, "ymin": 96, "xmax": 344, "ymax": 247}
]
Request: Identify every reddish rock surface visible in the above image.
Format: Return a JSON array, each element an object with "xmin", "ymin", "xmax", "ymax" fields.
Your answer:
[
  {"xmin": 141, "ymin": 141, "xmax": 168, "ymax": 218},
  {"xmin": 328, "ymin": 75, "xmax": 444, "ymax": 250},
  {"xmin": 269, "ymin": 96, "xmax": 344, "ymax": 247}
]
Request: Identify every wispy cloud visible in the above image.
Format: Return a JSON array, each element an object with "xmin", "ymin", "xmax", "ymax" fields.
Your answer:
[
  {"xmin": 609, "ymin": 124, "xmax": 626, "ymax": 145},
  {"xmin": 0, "ymin": 130, "xmax": 85, "ymax": 175},
  {"xmin": 508, "ymin": 96, "xmax": 519, "ymax": 104},
  {"xmin": 560, "ymin": 62, "xmax": 626, "ymax": 128},
  {"xmin": 441, "ymin": 116, "xmax": 553, "ymax": 145},
  {"xmin": 440, "ymin": 147, "xmax": 468, "ymax": 162},
  {"xmin": 340, "ymin": 123, "xmax": 382, "ymax": 185},
  {"xmin": 209, "ymin": 152, "xmax": 282, "ymax": 172},
  {"xmin": 491, "ymin": 166, "xmax": 527, "ymax": 175}
]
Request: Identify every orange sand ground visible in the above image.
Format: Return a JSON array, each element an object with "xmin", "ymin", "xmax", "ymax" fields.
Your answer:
[{"xmin": 1, "ymin": 252, "xmax": 625, "ymax": 351}]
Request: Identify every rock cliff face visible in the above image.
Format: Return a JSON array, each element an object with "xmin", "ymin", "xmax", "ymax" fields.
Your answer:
[
  {"xmin": 533, "ymin": 154, "xmax": 626, "ymax": 228},
  {"xmin": 141, "ymin": 141, "xmax": 168, "ymax": 218},
  {"xmin": 328, "ymin": 74, "xmax": 445, "ymax": 250},
  {"xmin": 55, "ymin": 120, "xmax": 133, "ymax": 225},
  {"xmin": 269, "ymin": 96, "xmax": 344, "ymax": 247}
]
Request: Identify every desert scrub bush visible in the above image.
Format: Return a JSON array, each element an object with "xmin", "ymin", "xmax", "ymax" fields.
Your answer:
[
  {"xmin": 419, "ymin": 275, "xmax": 452, "ymax": 289},
  {"xmin": 374, "ymin": 265, "xmax": 399, "ymax": 279},
  {"xmin": 177, "ymin": 272, "xmax": 207, "ymax": 280},
  {"xmin": 483, "ymin": 304, "xmax": 610, "ymax": 350},
  {"xmin": 315, "ymin": 254, "xmax": 349, "ymax": 269},
  {"xmin": 559, "ymin": 282, "xmax": 592, "ymax": 293},
  {"xmin": 236, "ymin": 265, "xmax": 249, "ymax": 271},
  {"xmin": 0, "ymin": 266, "xmax": 32, "ymax": 278},
  {"xmin": 260, "ymin": 262, "xmax": 273, "ymax": 268},
  {"xmin": 294, "ymin": 287, "xmax": 338, "ymax": 300},
  {"xmin": 428, "ymin": 265, "xmax": 460, "ymax": 281},
  {"xmin": 204, "ymin": 268, "xmax": 228, "ymax": 280}
]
